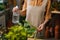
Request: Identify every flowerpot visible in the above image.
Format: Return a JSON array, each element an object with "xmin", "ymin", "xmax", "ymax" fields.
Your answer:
[
  {"xmin": 55, "ymin": 25, "xmax": 60, "ymax": 39},
  {"xmin": 45, "ymin": 27, "xmax": 50, "ymax": 38}
]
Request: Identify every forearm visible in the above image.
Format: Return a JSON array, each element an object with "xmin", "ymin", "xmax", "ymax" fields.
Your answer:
[
  {"xmin": 43, "ymin": 19, "xmax": 49, "ymax": 25},
  {"xmin": 44, "ymin": 0, "xmax": 51, "ymax": 25},
  {"xmin": 18, "ymin": 9, "xmax": 26, "ymax": 16},
  {"xmin": 19, "ymin": 0, "xmax": 27, "ymax": 16}
]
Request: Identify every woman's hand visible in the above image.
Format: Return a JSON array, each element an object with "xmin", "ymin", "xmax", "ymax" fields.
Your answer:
[
  {"xmin": 37, "ymin": 19, "xmax": 49, "ymax": 32},
  {"xmin": 37, "ymin": 23, "xmax": 44, "ymax": 32},
  {"xmin": 12, "ymin": 7, "xmax": 26, "ymax": 16},
  {"xmin": 20, "ymin": 10, "xmax": 26, "ymax": 16}
]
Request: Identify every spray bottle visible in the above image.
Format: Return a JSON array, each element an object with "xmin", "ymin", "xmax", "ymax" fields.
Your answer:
[{"xmin": 12, "ymin": 6, "xmax": 20, "ymax": 24}]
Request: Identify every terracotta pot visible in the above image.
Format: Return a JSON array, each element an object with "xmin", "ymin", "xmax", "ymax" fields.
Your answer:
[
  {"xmin": 55, "ymin": 25, "xmax": 60, "ymax": 39},
  {"xmin": 45, "ymin": 27, "xmax": 50, "ymax": 38}
]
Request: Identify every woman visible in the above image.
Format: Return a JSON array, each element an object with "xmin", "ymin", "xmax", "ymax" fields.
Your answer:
[{"xmin": 12, "ymin": 0, "xmax": 51, "ymax": 38}]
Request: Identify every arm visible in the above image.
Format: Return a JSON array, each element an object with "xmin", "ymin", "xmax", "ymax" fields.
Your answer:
[
  {"xmin": 20, "ymin": 0, "xmax": 27, "ymax": 16},
  {"xmin": 37, "ymin": 0, "xmax": 51, "ymax": 32},
  {"xmin": 12, "ymin": 0, "xmax": 27, "ymax": 16},
  {"xmin": 43, "ymin": 0, "xmax": 51, "ymax": 25}
]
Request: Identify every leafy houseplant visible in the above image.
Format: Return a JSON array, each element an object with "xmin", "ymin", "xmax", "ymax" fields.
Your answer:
[
  {"xmin": 4, "ymin": 22, "xmax": 36, "ymax": 40},
  {"xmin": 51, "ymin": 1, "xmax": 60, "ymax": 11},
  {"xmin": 57, "ymin": 1, "xmax": 60, "ymax": 11},
  {"xmin": 0, "ymin": 3, "xmax": 5, "ymax": 11}
]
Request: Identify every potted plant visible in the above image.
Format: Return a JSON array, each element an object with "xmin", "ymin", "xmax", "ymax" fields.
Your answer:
[
  {"xmin": 57, "ymin": 1, "xmax": 60, "ymax": 11},
  {"xmin": 51, "ymin": 0, "xmax": 60, "ymax": 11},
  {"xmin": 4, "ymin": 22, "xmax": 36, "ymax": 40},
  {"xmin": 0, "ymin": 3, "xmax": 5, "ymax": 11}
]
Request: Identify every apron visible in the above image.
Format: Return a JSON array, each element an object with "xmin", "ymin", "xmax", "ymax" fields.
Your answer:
[
  {"xmin": 26, "ymin": 0, "xmax": 48, "ymax": 27},
  {"xmin": 26, "ymin": 0, "xmax": 48, "ymax": 38}
]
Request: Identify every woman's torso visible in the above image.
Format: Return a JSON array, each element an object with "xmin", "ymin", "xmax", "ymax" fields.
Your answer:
[{"xmin": 26, "ymin": 0, "xmax": 48, "ymax": 27}]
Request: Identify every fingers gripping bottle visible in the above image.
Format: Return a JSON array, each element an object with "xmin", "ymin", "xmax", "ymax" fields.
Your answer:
[{"xmin": 12, "ymin": 6, "xmax": 20, "ymax": 24}]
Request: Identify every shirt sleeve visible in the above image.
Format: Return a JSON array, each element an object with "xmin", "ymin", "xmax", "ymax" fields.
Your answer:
[{"xmin": 22, "ymin": 0, "xmax": 27, "ymax": 11}]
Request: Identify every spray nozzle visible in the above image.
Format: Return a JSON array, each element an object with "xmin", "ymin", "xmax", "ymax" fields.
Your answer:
[{"xmin": 15, "ymin": 6, "xmax": 18, "ymax": 9}]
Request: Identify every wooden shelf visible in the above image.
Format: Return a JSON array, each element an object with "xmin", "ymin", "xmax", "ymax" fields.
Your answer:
[{"xmin": 51, "ymin": 11, "xmax": 60, "ymax": 14}]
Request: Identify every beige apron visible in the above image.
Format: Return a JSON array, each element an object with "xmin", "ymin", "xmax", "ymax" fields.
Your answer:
[
  {"xmin": 26, "ymin": 0, "xmax": 48, "ymax": 38},
  {"xmin": 26, "ymin": 0, "xmax": 48, "ymax": 27}
]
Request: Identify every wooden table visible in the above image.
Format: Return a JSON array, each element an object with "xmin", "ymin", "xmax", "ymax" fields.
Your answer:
[{"xmin": 28, "ymin": 38, "xmax": 55, "ymax": 40}]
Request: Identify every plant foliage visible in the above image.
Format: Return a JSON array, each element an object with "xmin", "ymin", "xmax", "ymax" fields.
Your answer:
[{"xmin": 4, "ymin": 21, "xmax": 36, "ymax": 40}]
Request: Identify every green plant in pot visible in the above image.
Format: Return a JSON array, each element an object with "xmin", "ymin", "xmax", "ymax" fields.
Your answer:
[
  {"xmin": 4, "ymin": 22, "xmax": 36, "ymax": 40},
  {"xmin": 0, "ymin": 3, "xmax": 5, "ymax": 11},
  {"xmin": 57, "ymin": 1, "xmax": 60, "ymax": 11},
  {"xmin": 51, "ymin": 0, "xmax": 60, "ymax": 11},
  {"xmin": 51, "ymin": 1, "xmax": 58, "ymax": 11}
]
